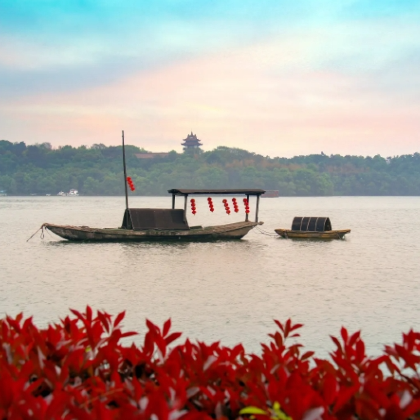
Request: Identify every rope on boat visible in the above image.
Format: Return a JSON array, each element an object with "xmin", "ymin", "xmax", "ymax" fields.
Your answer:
[
  {"xmin": 255, "ymin": 226, "xmax": 278, "ymax": 237},
  {"xmin": 27, "ymin": 223, "xmax": 47, "ymax": 242}
]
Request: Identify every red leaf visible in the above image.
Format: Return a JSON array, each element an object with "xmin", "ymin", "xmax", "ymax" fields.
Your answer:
[
  {"xmin": 341, "ymin": 327, "xmax": 349, "ymax": 343},
  {"xmin": 290, "ymin": 323, "xmax": 303, "ymax": 332},
  {"xmin": 274, "ymin": 320, "xmax": 284, "ymax": 333},
  {"xmin": 349, "ymin": 331, "xmax": 361, "ymax": 347},
  {"xmin": 70, "ymin": 308, "xmax": 83, "ymax": 320},
  {"xmin": 355, "ymin": 338, "xmax": 365, "ymax": 362},
  {"xmin": 113, "ymin": 311, "xmax": 125, "ymax": 328},
  {"xmin": 97, "ymin": 311, "xmax": 110, "ymax": 333},
  {"xmin": 301, "ymin": 351, "xmax": 315, "ymax": 361},
  {"xmin": 163, "ymin": 319, "xmax": 171, "ymax": 337},
  {"xmin": 330, "ymin": 335, "xmax": 343, "ymax": 353},
  {"xmin": 86, "ymin": 305, "xmax": 92, "ymax": 321},
  {"xmin": 146, "ymin": 318, "xmax": 159, "ymax": 334},
  {"xmin": 165, "ymin": 332, "xmax": 182, "ymax": 346},
  {"xmin": 284, "ymin": 319, "xmax": 291, "ymax": 337}
]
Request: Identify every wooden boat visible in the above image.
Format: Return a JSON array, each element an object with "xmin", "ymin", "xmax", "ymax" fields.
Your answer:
[
  {"xmin": 43, "ymin": 219, "xmax": 262, "ymax": 242},
  {"xmin": 275, "ymin": 217, "xmax": 350, "ymax": 239},
  {"xmin": 43, "ymin": 189, "xmax": 265, "ymax": 241},
  {"xmin": 39, "ymin": 131, "xmax": 266, "ymax": 242}
]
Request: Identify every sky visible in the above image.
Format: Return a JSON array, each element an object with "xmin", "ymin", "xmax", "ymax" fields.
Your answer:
[{"xmin": 0, "ymin": 0, "xmax": 419, "ymax": 157}]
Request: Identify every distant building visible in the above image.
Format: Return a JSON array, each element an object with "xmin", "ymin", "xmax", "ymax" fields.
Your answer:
[
  {"xmin": 181, "ymin": 132, "xmax": 202, "ymax": 152},
  {"xmin": 134, "ymin": 132, "xmax": 203, "ymax": 157},
  {"xmin": 135, "ymin": 153, "xmax": 170, "ymax": 159}
]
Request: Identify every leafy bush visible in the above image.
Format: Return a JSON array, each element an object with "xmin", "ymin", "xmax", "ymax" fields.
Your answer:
[{"xmin": 0, "ymin": 308, "xmax": 419, "ymax": 419}]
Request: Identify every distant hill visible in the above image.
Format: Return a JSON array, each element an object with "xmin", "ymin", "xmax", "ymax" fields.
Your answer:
[{"xmin": 1, "ymin": 140, "xmax": 420, "ymax": 196}]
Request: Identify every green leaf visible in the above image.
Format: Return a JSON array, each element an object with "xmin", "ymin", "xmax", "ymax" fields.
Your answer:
[{"xmin": 240, "ymin": 407, "xmax": 268, "ymax": 416}]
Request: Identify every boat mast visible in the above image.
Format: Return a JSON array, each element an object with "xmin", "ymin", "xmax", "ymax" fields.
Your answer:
[{"xmin": 122, "ymin": 130, "xmax": 129, "ymax": 210}]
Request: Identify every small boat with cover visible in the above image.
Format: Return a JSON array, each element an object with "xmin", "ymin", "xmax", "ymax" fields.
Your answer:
[
  {"xmin": 275, "ymin": 217, "xmax": 350, "ymax": 239},
  {"xmin": 41, "ymin": 131, "xmax": 265, "ymax": 242}
]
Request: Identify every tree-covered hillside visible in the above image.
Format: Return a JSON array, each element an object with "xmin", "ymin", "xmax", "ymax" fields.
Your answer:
[{"xmin": 1, "ymin": 140, "xmax": 419, "ymax": 196}]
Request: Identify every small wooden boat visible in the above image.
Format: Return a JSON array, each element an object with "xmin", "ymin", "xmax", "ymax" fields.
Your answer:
[
  {"xmin": 275, "ymin": 217, "xmax": 350, "ymax": 239},
  {"xmin": 43, "ymin": 189, "xmax": 264, "ymax": 242}
]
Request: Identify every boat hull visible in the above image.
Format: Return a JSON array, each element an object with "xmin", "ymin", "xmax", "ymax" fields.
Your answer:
[
  {"xmin": 44, "ymin": 221, "xmax": 262, "ymax": 242},
  {"xmin": 275, "ymin": 229, "xmax": 350, "ymax": 239}
]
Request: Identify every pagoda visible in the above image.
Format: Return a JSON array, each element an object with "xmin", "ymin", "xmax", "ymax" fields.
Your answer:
[{"xmin": 181, "ymin": 132, "xmax": 202, "ymax": 152}]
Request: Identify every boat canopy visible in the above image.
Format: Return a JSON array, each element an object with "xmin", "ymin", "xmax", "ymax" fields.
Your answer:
[
  {"xmin": 168, "ymin": 189, "xmax": 265, "ymax": 223},
  {"xmin": 168, "ymin": 189, "xmax": 266, "ymax": 196},
  {"xmin": 291, "ymin": 217, "xmax": 332, "ymax": 232},
  {"xmin": 122, "ymin": 208, "xmax": 189, "ymax": 230}
]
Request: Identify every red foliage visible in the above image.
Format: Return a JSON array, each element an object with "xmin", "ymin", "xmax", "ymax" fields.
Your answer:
[{"xmin": 0, "ymin": 308, "xmax": 419, "ymax": 419}]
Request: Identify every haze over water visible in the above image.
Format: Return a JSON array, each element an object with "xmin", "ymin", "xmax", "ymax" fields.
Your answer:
[{"xmin": 1, "ymin": 196, "xmax": 419, "ymax": 356}]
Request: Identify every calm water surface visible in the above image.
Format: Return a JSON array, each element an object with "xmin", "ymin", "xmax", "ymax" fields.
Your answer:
[{"xmin": 1, "ymin": 196, "xmax": 419, "ymax": 357}]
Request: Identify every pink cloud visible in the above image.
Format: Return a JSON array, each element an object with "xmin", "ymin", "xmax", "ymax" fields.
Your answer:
[{"xmin": 1, "ymin": 33, "xmax": 419, "ymax": 157}]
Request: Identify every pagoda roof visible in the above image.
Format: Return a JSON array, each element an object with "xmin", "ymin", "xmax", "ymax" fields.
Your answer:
[
  {"xmin": 182, "ymin": 140, "xmax": 202, "ymax": 145},
  {"xmin": 181, "ymin": 131, "xmax": 202, "ymax": 145}
]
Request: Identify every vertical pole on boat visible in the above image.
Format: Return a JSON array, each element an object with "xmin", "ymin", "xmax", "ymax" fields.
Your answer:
[
  {"xmin": 255, "ymin": 194, "xmax": 260, "ymax": 223},
  {"xmin": 122, "ymin": 130, "xmax": 129, "ymax": 211},
  {"xmin": 183, "ymin": 194, "xmax": 188, "ymax": 222},
  {"xmin": 245, "ymin": 194, "xmax": 250, "ymax": 222},
  {"xmin": 172, "ymin": 194, "xmax": 175, "ymax": 209}
]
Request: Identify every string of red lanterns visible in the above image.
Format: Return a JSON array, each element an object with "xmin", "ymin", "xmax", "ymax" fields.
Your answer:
[
  {"xmin": 243, "ymin": 198, "xmax": 250, "ymax": 214},
  {"xmin": 186, "ymin": 197, "xmax": 250, "ymax": 215},
  {"xmin": 222, "ymin": 199, "xmax": 231, "ymax": 215},
  {"xmin": 232, "ymin": 198, "xmax": 239, "ymax": 213},
  {"xmin": 190, "ymin": 198, "xmax": 197, "ymax": 215},
  {"xmin": 207, "ymin": 197, "xmax": 214, "ymax": 212},
  {"xmin": 126, "ymin": 176, "xmax": 135, "ymax": 191}
]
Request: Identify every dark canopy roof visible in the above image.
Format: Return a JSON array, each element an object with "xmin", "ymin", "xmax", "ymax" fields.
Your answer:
[
  {"xmin": 291, "ymin": 217, "xmax": 332, "ymax": 232},
  {"xmin": 168, "ymin": 189, "xmax": 266, "ymax": 196}
]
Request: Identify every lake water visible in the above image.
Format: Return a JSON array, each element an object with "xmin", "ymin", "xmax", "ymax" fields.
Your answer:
[{"xmin": 1, "ymin": 196, "xmax": 419, "ymax": 357}]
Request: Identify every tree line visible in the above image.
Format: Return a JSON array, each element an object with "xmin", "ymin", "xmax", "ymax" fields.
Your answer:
[{"xmin": 1, "ymin": 140, "xmax": 420, "ymax": 196}]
